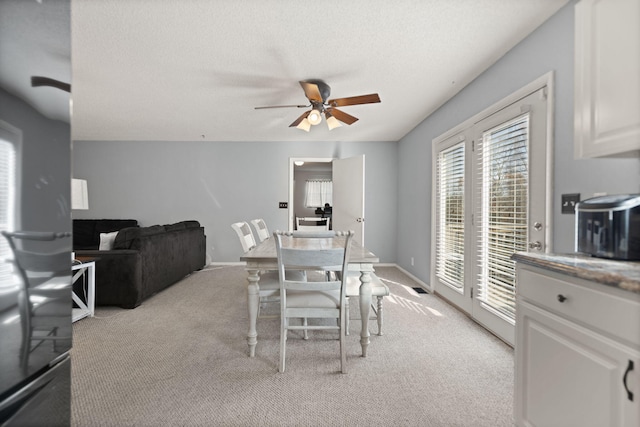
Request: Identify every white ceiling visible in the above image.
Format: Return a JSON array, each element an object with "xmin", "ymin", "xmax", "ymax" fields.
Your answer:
[{"xmin": 2, "ymin": 0, "xmax": 570, "ymax": 143}]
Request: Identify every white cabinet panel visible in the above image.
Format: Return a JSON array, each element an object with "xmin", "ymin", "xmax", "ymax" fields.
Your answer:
[
  {"xmin": 574, "ymin": 0, "xmax": 640, "ymax": 158},
  {"xmin": 517, "ymin": 300, "xmax": 639, "ymax": 427},
  {"xmin": 515, "ymin": 263, "xmax": 640, "ymax": 426}
]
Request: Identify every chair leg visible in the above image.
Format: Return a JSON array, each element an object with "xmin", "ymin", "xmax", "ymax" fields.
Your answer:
[
  {"xmin": 345, "ymin": 297, "xmax": 350, "ymax": 336},
  {"xmin": 279, "ymin": 317, "xmax": 287, "ymax": 373},
  {"xmin": 340, "ymin": 311, "xmax": 347, "ymax": 374},
  {"xmin": 303, "ymin": 317, "xmax": 309, "ymax": 340}
]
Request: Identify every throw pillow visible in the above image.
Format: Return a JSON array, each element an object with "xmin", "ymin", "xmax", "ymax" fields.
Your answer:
[{"xmin": 99, "ymin": 231, "xmax": 119, "ymax": 250}]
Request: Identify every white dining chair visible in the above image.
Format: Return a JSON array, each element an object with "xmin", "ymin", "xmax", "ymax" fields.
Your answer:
[
  {"xmin": 274, "ymin": 230, "xmax": 353, "ymax": 373},
  {"xmin": 250, "ymin": 218, "xmax": 270, "ymax": 243},
  {"xmin": 231, "ymin": 222, "xmax": 305, "ymax": 320},
  {"xmin": 296, "ymin": 217, "xmax": 329, "ymax": 231}
]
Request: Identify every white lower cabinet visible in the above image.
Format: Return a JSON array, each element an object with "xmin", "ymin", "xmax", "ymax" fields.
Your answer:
[{"xmin": 515, "ymin": 265, "xmax": 640, "ymax": 427}]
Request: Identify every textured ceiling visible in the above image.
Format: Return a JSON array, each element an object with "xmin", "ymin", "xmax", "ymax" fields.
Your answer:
[{"xmin": 2, "ymin": 0, "xmax": 570, "ymax": 142}]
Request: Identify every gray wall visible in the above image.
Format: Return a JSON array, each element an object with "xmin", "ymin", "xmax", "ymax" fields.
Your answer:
[
  {"xmin": 72, "ymin": 140, "xmax": 398, "ymax": 263},
  {"xmin": 72, "ymin": 1, "xmax": 640, "ymax": 276},
  {"xmin": 396, "ymin": 0, "xmax": 640, "ymax": 283},
  {"xmin": 1, "ymin": 88, "xmax": 71, "ymax": 234}
]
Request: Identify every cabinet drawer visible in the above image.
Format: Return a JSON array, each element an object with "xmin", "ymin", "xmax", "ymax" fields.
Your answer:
[{"xmin": 517, "ymin": 266, "xmax": 640, "ymax": 347}]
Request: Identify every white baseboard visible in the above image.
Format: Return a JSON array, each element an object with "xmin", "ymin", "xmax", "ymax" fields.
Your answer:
[{"xmin": 387, "ymin": 264, "xmax": 433, "ymax": 293}]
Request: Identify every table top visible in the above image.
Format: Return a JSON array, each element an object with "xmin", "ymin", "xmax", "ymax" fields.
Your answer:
[
  {"xmin": 73, "ymin": 256, "xmax": 99, "ymax": 265},
  {"xmin": 240, "ymin": 236, "xmax": 379, "ymax": 264}
]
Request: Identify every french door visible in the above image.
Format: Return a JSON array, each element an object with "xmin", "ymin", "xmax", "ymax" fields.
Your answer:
[{"xmin": 433, "ymin": 76, "xmax": 551, "ymax": 345}]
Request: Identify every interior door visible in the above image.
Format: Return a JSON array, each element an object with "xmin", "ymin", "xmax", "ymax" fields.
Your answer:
[{"xmin": 332, "ymin": 155, "xmax": 365, "ymax": 245}]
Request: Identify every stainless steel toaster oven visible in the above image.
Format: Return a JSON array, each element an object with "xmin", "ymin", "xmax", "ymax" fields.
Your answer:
[{"xmin": 575, "ymin": 194, "xmax": 640, "ymax": 260}]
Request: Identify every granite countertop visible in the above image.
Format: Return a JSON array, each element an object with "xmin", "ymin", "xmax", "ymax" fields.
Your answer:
[{"xmin": 512, "ymin": 252, "xmax": 640, "ymax": 294}]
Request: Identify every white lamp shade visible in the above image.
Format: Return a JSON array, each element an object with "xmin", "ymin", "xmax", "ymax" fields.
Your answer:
[
  {"xmin": 326, "ymin": 115, "xmax": 342, "ymax": 130},
  {"xmin": 296, "ymin": 118, "xmax": 311, "ymax": 132},
  {"xmin": 71, "ymin": 179, "xmax": 89, "ymax": 210},
  {"xmin": 307, "ymin": 109, "xmax": 322, "ymax": 125}
]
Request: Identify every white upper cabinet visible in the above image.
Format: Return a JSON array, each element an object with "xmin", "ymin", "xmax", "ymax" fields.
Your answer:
[{"xmin": 574, "ymin": 0, "xmax": 640, "ymax": 158}]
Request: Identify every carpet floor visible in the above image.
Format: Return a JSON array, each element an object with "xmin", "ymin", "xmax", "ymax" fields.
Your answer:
[{"xmin": 71, "ymin": 265, "xmax": 514, "ymax": 426}]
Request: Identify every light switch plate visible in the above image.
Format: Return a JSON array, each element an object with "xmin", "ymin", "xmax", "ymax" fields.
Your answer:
[{"xmin": 561, "ymin": 193, "xmax": 580, "ymax": 214}]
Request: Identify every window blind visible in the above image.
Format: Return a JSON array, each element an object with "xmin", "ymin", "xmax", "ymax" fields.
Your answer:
[
  {"xmin": 436, "ymin": 142, "xmax": 465, "ymax": 291},
  {"xmin": 476, "ymin": 114, "xmax": 529, "ymax": 321},
  {"xmin": 304, "ymin": 179, "xmax": 333, "ymax": 208},
  {"xmin": 0, "ymin": 138, "xmax": 16, "ymax": 288}
]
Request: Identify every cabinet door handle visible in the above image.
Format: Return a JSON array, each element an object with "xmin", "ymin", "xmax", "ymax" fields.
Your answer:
[
  {"xmin": 557, "ymin": 294, "xmax": 567, "ymax": 303},
  {"xmin": 623, "ymin": 360, "xmax": 634, "ymax": 402}
]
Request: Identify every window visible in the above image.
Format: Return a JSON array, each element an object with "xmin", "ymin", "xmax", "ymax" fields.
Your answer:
[
  {"xmin": 435, "ymin": 141, "xmax": 465, "ymax": 291},
  {"xmin": 0, "ymin": 123, "xmax": 18, "ymax": 289},
  {"xmin": 476, "ymin": 114, "xmax": 530, "ymax": 320},
  {"xmin": 304, "ymin": 179, "xmax": 332, "ymax": 208}
]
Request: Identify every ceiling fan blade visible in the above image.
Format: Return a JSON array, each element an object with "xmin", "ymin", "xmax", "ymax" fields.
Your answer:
[
  {"xmin": 327, "ymin": 93, "xmax": 380, "ymax": 107},
  {"xmin": 328, "ymin": 107, "xmax": 358, "ymax": 125},
  {"xmin": 31, "ymin": 76, "xmax": 71, "ymax": 93},
  {"xmin": 299, "ymin": 81, "xmax": 323, "ymax": 103},
  {"xmin": 255, "ymin": 104, "xmax": 308, "ymax": 109},
  {"xmin": 289, "ymin": 110, "xmax": 311, "ymax": 127}
]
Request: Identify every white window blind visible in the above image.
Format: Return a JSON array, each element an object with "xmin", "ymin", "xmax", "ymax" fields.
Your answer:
[
  {"xmin": 304, "ymin": 179, "xmax": 332, "ymax": 207},
  {"xmin": 436, "ymin": 142, "xmax": 465, "ymax": 291},
  {"xmin": 476, "ymin": 114, "xmax": 529, "ymax": 321},
  {"xmin": 0, "ymin": 137, "xmax": 16, "ymax": 287}
]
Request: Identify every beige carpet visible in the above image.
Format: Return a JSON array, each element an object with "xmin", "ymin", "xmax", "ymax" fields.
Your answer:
[{"xmin": 71, "ymin": 265, "xmax": 514, "ymax": 426}]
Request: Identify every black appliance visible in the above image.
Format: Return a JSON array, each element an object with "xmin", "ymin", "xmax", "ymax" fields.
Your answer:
[
  {"xmin": 0, "ymin": 1, "xmax": 72, "ymax": 425},
  {"xmin": 575, "ymin": 194, "xmax": 640, "ymax": 260}
]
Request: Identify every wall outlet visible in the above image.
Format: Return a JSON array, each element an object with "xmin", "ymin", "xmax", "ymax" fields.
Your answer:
[{"xmin": 279, "ymin": 202, "xmax": 288, "ymax": 209}]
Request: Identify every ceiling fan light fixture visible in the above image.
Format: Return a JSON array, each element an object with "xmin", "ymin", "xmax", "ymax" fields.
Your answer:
[
  {"xmin": 296, "ymin": 118, "xmax": 311, "ymax": 132},
  {"xmin": 307, "ymin": 109, "xmax": 322, "ymax": 125},
  {"xmin": 325, "ymin": 112, "xmax": 342, "ymax": 130}
]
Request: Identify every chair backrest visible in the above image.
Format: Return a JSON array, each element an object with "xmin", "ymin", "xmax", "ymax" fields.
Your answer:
[
  {"xmin": 274, "ymin": 230, "xmax": 353, "ymax": 289},
  {"xmin": 2, "ymin": 231, "xmax": 71, "ymax": 280},
  {"xmin": 295, "ymin": 217, "xmax": 329, "ymax": 231},
  {"xmin": 250, "ymin": 219, "xmax": 270, "ymax": 242},
  {"xmin": 1, "ymin": 230, "xmax": 72, "ymax": 312},
  {"xmin": 231, "ymin": 222, "xmax": 257, "ymax": 253}
]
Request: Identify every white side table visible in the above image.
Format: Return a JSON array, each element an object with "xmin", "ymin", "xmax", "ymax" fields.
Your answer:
[{"xmin": 71, "ymin": 258, "xmax": 96, "ymax": 322}]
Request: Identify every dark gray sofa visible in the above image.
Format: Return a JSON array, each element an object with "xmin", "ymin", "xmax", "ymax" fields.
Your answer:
[{"xmin": 73, "ymin": 219, "xmax": 206, "ymax": 308}]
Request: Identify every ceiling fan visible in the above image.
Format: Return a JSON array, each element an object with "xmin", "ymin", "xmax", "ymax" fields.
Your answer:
[
  {"xmin": 31, "ymin": 76, "xmax": 71, "ymax": 93},
  {"xmin": 255, "ymin": 79, "xmax": 380, "ymax": 131}
]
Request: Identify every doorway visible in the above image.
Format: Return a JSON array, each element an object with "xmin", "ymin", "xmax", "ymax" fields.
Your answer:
[
  {"xmin": 431, "ymin": 74, "xmax": 552, "ymax": 345},
  {"xmin": 289, "ymin": 155, "xmax": 366, "ymax": 244}
]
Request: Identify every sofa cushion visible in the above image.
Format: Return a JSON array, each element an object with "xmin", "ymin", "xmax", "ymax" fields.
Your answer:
[
  {"xmin": 113, "ymin": 225, "xmax": 166, "ymax": 249},
  {"xmin": 164, "ymin": 222, "xmax": 187, "ymax": 232},
  {"xmin": 164, "ymin": 220, "xmax": 200, "ymax": 232},
  {"xmin": 73, "ymin": 219, "xmax": 138, "ymax": 250},
  {"xmin": 99, "ymin": 231, "xmax": 119, "ymax": 250}
]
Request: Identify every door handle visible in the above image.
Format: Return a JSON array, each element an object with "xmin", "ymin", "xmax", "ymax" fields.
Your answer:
[{"xmin": 623, "ymin": 360, "xmax": 634, "ymax": 402}]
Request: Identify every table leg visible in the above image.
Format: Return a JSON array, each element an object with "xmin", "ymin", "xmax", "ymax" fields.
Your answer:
[
  {"xmin": 87, "ymin": 262, "xmax": 95, "ymax": 317},
  {"xmin": 358, "ymin": 269, "xmax": 373, "ymax": 357},
  {"xmin": 246, "ymin": 268, "xmax": 260, "ymax": 357}
]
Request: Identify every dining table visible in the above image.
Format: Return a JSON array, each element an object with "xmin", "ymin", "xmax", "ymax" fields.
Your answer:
[{"xmin": 239, "ymin": 235, "xmax": 379, "ymax": 358}]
